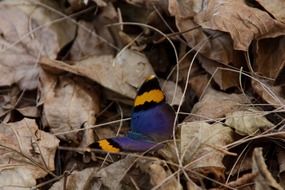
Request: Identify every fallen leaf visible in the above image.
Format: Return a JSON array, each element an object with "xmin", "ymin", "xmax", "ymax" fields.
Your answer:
[
  {"xmin": 169, "ymin": 0, "xmax": 234, "ymax": 64},
  {"xmin": 180, "ymin": 121, "xmax": 234, "ymax": 183},
  {"xmin": 253, "ymin": 36, "xmax": 285, "ymax": 81},
  {"xmin": 69, "ymin": 4, "xmax": 117, "ymax": 60},
  {"xmin": 0, "ymin": 4, "xmax": 59, "ymax": 90},
  {"xmin": 187, "ymin": 88, "xmax": 248, "ymax": 121},
  {"xmin": 0, "ymin": 118, "xmax": 59, "ymax": 189},
  {"xmin": 255, "ymin": 0, "xmax": 285, "ymax": 23},
  {"xmin": 139, "ymin": 160, "xmax": 182, "ymax": 190},
  {"xmin": 276, "ymin": 147, "xmax": 285, "ymax": 189},
  {"xmin": 50, "ymin": 167, "xmax": 102, "ymax": 190},
  {"xmin": 252, "ymin": 79, "xmax": 285, "ymax": 110},
  {"xmin": 194, "ymin": 0, "xmax": 285, "ymax": 51},
  {"xmin": 252, "ymin": 147, "xmax": 283, "ymax": 190},
  {"xmin": 97, "ymin": 156, "xmax": 136, "ymax": 190},
  {"xmin": 161, "ymin": 79, "xmax": 183, "ymax": 106},
  {"xmin": 199, "ymin": 55, "xmax": 240, "ymax": 90},
  {"xmin": 39, "ymin": 70, "xmax": 100, "ymax": 144},
  {"xmin": 225, "ymin": 108, "xmax": 274, "ymax": 136},
  {"xmin": 40, "ymin": 49, "xmax": 155, "ymax": 98}
]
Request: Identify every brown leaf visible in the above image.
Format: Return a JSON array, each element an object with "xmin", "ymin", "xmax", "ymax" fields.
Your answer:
[
  {"xmin": 199, "ymin": 56, "xmax": 240, "ymax": 90},
  {"xmin": 0, "ymin": 4, "xmax": 59, "ymax": 90},
  {"xmin": 50, "ymin": 167, "xmax": 102, "ymax": 190},
  {"xmin": 0, "ymin": 118, "xmax": 59, "ymax": 188},
  {"xmin": 40, "ymin": 49, "xmax": 155, "ymax": 98},
  {"xmin": 69, "ymin": 4, "xmax": 117, "ymax": 60},
  {"xmin": 252, "ymin": 79, "xmax": 285, "ymax": 109},
  {"xmin": 255, "ymin": 0, "xmax": 285, "ymax": 23},
  {"xmin": 252, "ymin": 148, "xmax": 283, "ymax": 190},
  {"xmin": 139, "ymin": 160, "xmax": 182, "ymax": 190},
  {"xmin": 225, "ymin": 108, "xmax": 274, "ymax": 136},
  {"xmin": 180, "ymin": 121, "xmax": 234, "ymax": 183},
  {"xmin": 39, "ymin": 70, "xmax": 100, "ymax": 144},
  {"xmin": 187, "ymin": 88, "xmax": 248, "ymax": 121},
  {"xmin": 276, "ymin": 147, "xmax": 285, "ymax": 189},
  {"xmin": 194, "ymin": 0, "xmax": 285, "ymax": 51},
  {"xmin": 169, "ymin": 0, "xmax": 233, "ymax": 64},
  {"xmin": 254, "ymin": 36, "xmax": 285, "ymax": 81}
]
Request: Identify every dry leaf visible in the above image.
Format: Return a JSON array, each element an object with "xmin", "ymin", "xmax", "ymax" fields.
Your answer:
[
  {"xmin": 276, "ymin": 147, "xmax": 285, "ymax": 189},
  {"xmin": 0, "ymin": 4, "xmax": 58, "ymax": 90},
  {"xmin": 254, "ymin": 36, "xmax": 285, "ymax": 80},
  {"xmin": 225, "ymin": 108, "xmax": 274, "ymax": 136},
  {"xmin": 0, "ymin": 118, "xmax": 59, "ymax": 189},
  {"xmin": 97, "ymin": 156, "xmax": 136, "ymax": 190},
  {"xmin": 69, "ymin": 4, "xmax": 117, "ymax": 60},
  {"xmin": 187, "ymin": 88, "xmax": 248, "ymax": 121},
  {"xmin": 252, "ymin": 79, "xmax": 285, "ymax": 110},
  {"xmin": 169, "ymin": 0, "xmax": 234, "ymax": 64},
  {"xmin": 139, "ymin": 160, "xmax": 182, "ymax": 190},
  {"xmin": 252, "ymin": 148, "xmax": 283, "ymax": 190},
  {"xmin": 180, "ymin": 121, "xmax": 234, "ymax": 182},
  {"xmin": 199, "ymin": 55, "xmax": 240, "ymax": 90},
  {"xmin": 14, "ymin": 0, "xmax": 76, "ymax": 50},
  {"xmin": 50, "ymin": 167, "xmax": 102, "ymax": 190},
  {"xmin": 255, "ymin": 0, "xmax": 285, "ymax": 23},
  {"xmin": 40, "ymin": 49, "xmax": 155, "ymax": 98},
  {"xmin": 195, "ymin": 0, "xmax": 285, "ymax": 51},
  {"xmin": 161, "ymin": 79, "xmax": 183, "ymax": 106},
  {"xmin": 39, "ymin": 70, "xmax": 100, "ymax": 144}
]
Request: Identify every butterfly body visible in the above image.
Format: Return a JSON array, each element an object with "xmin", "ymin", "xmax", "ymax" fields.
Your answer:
[{"xmin": 90, "ymin": 75, "xmax": 175, "ymax": 152}]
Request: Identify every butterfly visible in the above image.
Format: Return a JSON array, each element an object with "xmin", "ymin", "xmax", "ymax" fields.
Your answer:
[{"xmin": 89, "ymin": 75, "xmax": 175, "ymax": 152}]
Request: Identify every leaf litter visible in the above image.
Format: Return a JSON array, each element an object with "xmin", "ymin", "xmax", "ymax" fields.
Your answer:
[{"xmin": 0, "ymin": 0, "xmax": 284, "ymax": 189}]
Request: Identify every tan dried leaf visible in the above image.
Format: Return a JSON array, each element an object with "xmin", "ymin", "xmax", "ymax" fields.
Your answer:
[
  {"xmin": 188, "ymin": 88, "xmax": 248, "ymax": 121},
  {"xmin": 39, "ymin": 70, "xmax": 100, "ymax": 144},
  {"xmin": 256, "ymin": 0, "xmax": 285, "ymax": 23},
  {"xmin": 50, "ymin": 167, "xmax": 101, "ymax": 190},
  {"xmin": 69, "ymin": 4, "xmax": 117, "ymax": 60},
  {"xmin": 180, "ymin": 121, "xmax": 234, "ymax": 184},
  {"xmin": 195, "ymin": 0, "xmax": 285, "ymax": 51},
  {"xmin": 252, "ymin": 148, "xmax": 283, "ymax": 190},
  {"xmin": 169, "ymin": 0, "xmax": 233, "ymax": 64},
  {"xmin": 0, "ymin": 4, "xmax": 58, "ymax": 90},
  {"xmin": 225, "ymin": 108, "xmax": 274, "ymax": 136},
  {"xmin": 40, "ymin": 49, "xmax": 154, "ymax": 98},
  {"xmin": 0, "ymin": 118, "xmax": 59, "ymax": 189},
  {"xmin": 254, "ymin": 36, "xmax": 285, "ymax": 80},
  {"xmin": 139, "ymin": 160, "xmax": 182, "ymax": 190},
  {"xmin": 252, "ymin": 79, "xmax": 285, "ymax": 110}
]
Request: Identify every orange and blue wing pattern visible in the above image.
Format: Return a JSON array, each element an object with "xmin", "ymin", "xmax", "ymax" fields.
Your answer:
[{"xmin": 89, "ymin": 75, "xmax": 175, "ymax": 152}]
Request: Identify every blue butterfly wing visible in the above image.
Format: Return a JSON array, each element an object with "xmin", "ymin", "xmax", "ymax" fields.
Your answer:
[
  {"xmin": 130, "ymin": 103, "xmax": 175, "ymax": 142},
  {"xmin": 89, "ymin": 136, "xmax": 159, "ymax": 152}
]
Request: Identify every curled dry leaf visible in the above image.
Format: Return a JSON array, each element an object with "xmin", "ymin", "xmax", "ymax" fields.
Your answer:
[
  {"xmin": 50, "ymin": 167, "xmax": 102, "ymax": 190},
  {"xmin": 225, "ymin": 108, "xmax": 274, "ymax": 136},
  {"xmin": 168, "ymin": 0, "xmax": 233, "ymax": 64},
  {"xmin": 40, "ymin": 49, "xmax": 154, "ymax": 98},
  {"xmin": 139, "ymin": 160, "xmax": 182, "ymax": 190},
  {"xmin": 194, "ymin": 0, "xmax": 285, "ymax": 51},
  {"xmin": 277, "ymin": 147, "xmax": 285, "ymax": 189},
  {"xmin": 0, "ymin": 4, "xmax": 58, "ymax": 90},
  {"xmin": 39, "ymin": 70, "xmax": 100, "ymax": 144},
  {"xmin": 254, "ymin": 36, "xmax": 285, "ymax": 81},
  {"xmin": 0, "ymin": 118, "xmax": 59, "ymax": 189},
  {"xmin": 69, "ymin": 4, "xmax": 117, "ymax": 60},
  {"xmin": 252, "ymin": 148, "xmax": 283, "ymax": 190},
  {"xmin": 180, "ymin": 121, "xmax": 234, "ymax": 183},
  {"xmin": 187, "ymin": 88, "xmax": 248, "ymax": 121},
  {"xmin": 199, "ymin": 55, "xmax": 240, "ymax": 90},
  {"xmin": 52, "ymin": 156, "xmax": 136, "ymax": 190},
  {"xmin": 252, "ymin": 79, "xmax": 285, "ymax": 110},
  {"xmin": 255, "ymin": 0, "xmax": 285, "ymax": 23},
  {"xmin": 161, "ymin": 79, "xmax": 183, "ymax": 106}
]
